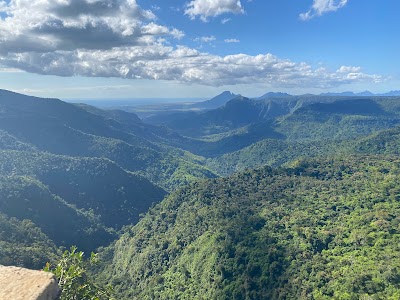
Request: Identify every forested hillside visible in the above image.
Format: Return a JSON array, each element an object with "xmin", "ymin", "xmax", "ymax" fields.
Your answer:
[
  {"xmin": 0, "ymin": 90, "xmax": 215, "ymax": 267},
  {"xmin": 0, "ymin": 89, "xmax": 216, "ymax": 191},
  {"xmin": 99, "ymin": 155, "xmax": 400, "ymax": 299},
  {"xmin": 0, "ymin": 211, "xmax": 59, "ymax": 269},
  {"xmin": 2, "ymin": 89, "xmax": 400, "ymax": 299}
]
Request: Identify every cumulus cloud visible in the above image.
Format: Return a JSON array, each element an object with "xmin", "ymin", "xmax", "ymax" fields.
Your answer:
[
  {"xmin": 0, "ymin": 0, "xmax": 182, "ymax": 53},
  {"xmin": 185, "ymin": 0, "xmax": 244, "ymax": 22},
  {"xmin": 0, "ymin": 1, "xmax": 6, "ymax": 12},
  {"xmin": 194, "ymin": 36, "xmax": 216, "ymax": 43},
  {"xmin": 0, "ymin": 44, "xmax": 383, "ymax": 88},
  {"xmin": 224, "ymin": 38, "xmax": 240, "ymax": 43},
  {"xmin": 0, "ymin": 0, "xmax": 382, "ymax": 89},
  {"xmin": 300, "ymin": 0, "xmax": 348, "ymax": 21},
  {"xmin": 337, "ymin": 66, "xmax": 361, "ymax": 73}
]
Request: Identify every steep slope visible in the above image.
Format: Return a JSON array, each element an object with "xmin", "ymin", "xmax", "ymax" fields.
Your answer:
[
  {"xmin": 146, "ymin": 96, "xmax": 296, "ymax": 137},
  {"xmin": 0, "ymin": 212, "xmax": 59, "ymax": 269},
  {"xmin": 0, "ymin": 90, "xmax": 217, "ymax": 190},
  {"xmin": 277, "ymin": 98, "xmax": 400, "ymax": 141},
  {"xmin": 0, "ymin": 174, "xmax": 113, "ymax": 253},
  {"xmin": 255, "ymin": 92, "xmax": 292, "ymax": 100},
  {"xmin": 190, "ymin": 91, "xmax": 238, "ymax": 110},
  {"xmin": 99, "ymin": 156, "xmax": 400, "ymax": 299},
  {"xmin": 206, "ymin": 124, "xmax": 400, "ymax": 177},
  {"xmin": 205, "ymin": 138, "xmax": 347, "ymax": 175},
  {"xmin": 0, "ymin": 129, "xmax": 36, "ymax": 151},
  {"xmin": 352, "ymin": 126, "xmax": 400, "ymax": 155},
  {"xmin": 0, "ymin": 150, "xmax": 166, "ymax": 230}
]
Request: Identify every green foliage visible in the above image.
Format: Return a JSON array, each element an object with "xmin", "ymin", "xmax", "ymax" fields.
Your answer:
[
  {"xmin": 99, "ymin": 156, "xmax": 400, "ymax": 299},
  {"xmin": 44, "ymin": 246, "xmax": 114, "ymax": 300},
  {"xmin": 5, "ymin": 91, "xmax": 400, "ymax": 299},
  {"xmin": 0, "ymin": 174, "xmax": 115, "ymax": 253},
  {"xmin": 0, "ymin": 90, "xmax": 217, "ymax": 191},
  {"xmin": 0, "ymin": 212, "xmax": 59, "ymax": 269}
]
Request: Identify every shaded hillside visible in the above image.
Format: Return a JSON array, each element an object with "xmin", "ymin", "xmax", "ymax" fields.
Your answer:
[
  {"xmin": 145, "ymin": 96, "xmax": 297, "ymax": 137},
  {"xmin": 98, "ymin": 156, "xmax": 400, "ymax": 299},
  {"xmin": 189, "ymin": 91, "xmax": 238, "ymax": 110},
  {"xmin": 255, "ymin": 92, "xmax": 292, "ymax": 100},
  {"xmin": 141, "ymin": 96, "xmax": 400, "ymax": 159},
  {"xmin": 0, "ymin": 175, "xmax": 114, "ymax": 253},
  {"xmin": 276, "ymin": 98, "xmax": 400, "ymax": 141},
  {"xmin": 0, "ymin": 129, "xmax": 36, "ymax": 151},
  {"xmin": 188, "ymin": 121, "xmax": 285, "ymax": 157},
  {"xmin": 0, "ymin": 150, "xmax": 166, "ymax": 227},
  {"xmin": 0, "ymin": 212, "xmax": 59, "ymax": 269},
  {"xmin": 299, "ymin": 98, "xmax": 386, "ymax": 115},
  {"xmin": 205, "ymin": 138, "xmax": 348, "ymax": 175},
  {"xmin": 0, "ymin": 90, "xmax": 217, "ymax": 191},
  {"xmin": 352, "ymin": 126, "xmax": 400, "ymax": 155},
  {"xmin": 0, "ymin": 148, "xmax": 167, "ymax": 255},
  {"xmin": 206, "ymin": 124, "xmax": 400, "ymax": 177}
]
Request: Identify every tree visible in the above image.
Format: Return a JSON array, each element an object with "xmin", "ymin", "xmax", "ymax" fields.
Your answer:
[{"xmin": 44, "ymin": 246, "xmax": 114, "ymax": 300}]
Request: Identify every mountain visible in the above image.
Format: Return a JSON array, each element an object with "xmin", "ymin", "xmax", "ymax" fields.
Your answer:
[
  {"xmin": 0, "ymin": 150, "xmax": 166, "ymax": 229},
  {"xmin": 4, "ymin": 88, "xmax": 400, "ymax": 297},
  {"xmin": 298, "ymin": 98, "xmax": 385, "ymax": 115},
  {"xmin": 321, "ymin": 90, "xmax": 400, "ymax": 97},
  {"xmin": 142, "ymin": 96, "xmax": 400, "ymax": 159},
  {"xmin": 276, "ymin": 98, "xmax": 400, "ymax": 142},
  {"xmin": 382, "ymin": 90, "xmax": 400, "ymax": 96},
  {"xmin": 98, "ymin": 155, "xmax": 400, "ymax": 299},
  {"xmin": 0, "ymin": 211, "xmax": 59, "ymax": 269},
  {"xmin": 205, "ymin": 138, "xmax": 345, "ymax": 176},
  {"xmin": 145, "ymin": 96, "xmax": 297, "ymax": 137},
  {"xmin": 255, "ymin": 92, "xmax": 292, "ymax": 100},
  {"xmin": 204, "ymin": 97, "xmax": 400, "ymax": 174},
  {"xmin": 0, "ymin": 89, "xmax": 216, "ymax": 191},
  {"xmin": 190, "ymin": 91, "xmax": 238, "ymax": 110},
  {"xmin": 357, "ymin": 90, "xmax": 376, "ymax": 96},
  {"xmin": 0, "ymin": 89, "xmax": 217, "ymax": 265},
  {"xmin": 0, "ymin": 150, "xmax": 168, "ymax": 254}
]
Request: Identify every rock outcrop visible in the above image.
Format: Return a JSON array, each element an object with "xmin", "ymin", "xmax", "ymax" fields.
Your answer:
[{"xmin": 0, "ymin": 265, "xmax": 59, "ymax": 300}]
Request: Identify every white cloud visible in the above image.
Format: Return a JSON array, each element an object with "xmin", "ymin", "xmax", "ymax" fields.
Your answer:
[
  {"xmin": 221, "ymin": 18, "xmax": 231, "ymax": 24},
  {"xmin": 170, "ymin": 28, "xmax": 185, "ymax": 40},
  {"xmin": 0, "ymin": 1, "xmax": 7, "ymax": 12},
  {"xmin": 300, "ymin": 0, "xmax": 348, "ymax": 21},
  {"xmin": 185, "ymin": 0, "xmax": 244, "ymax": 22},
  {"xmin": 0, "ymin": 44, "xmax": 383, "ymax": 87},
  {"xmin": 224, "ymin": 38, "xmax": 240, "ymax": 43},
  {"xmin": 0, "ymin": 66, "xmax": 22, "ymax": 73},
  {"xmin": 0, "ymin": 0, "xmax": 382, "ymax": 89},
  {"xmin": 194, "ymin": 36, "xmax": 216, "ymax": 43},
  {"xmin": 0, "ymin": 0, "xmax": 182, "ymax": 53},
  {"xmin": 337, "ymin": 66, "xmax": 361, "ymax": 73}
]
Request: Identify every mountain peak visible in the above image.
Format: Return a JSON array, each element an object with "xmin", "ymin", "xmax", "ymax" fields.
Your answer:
[
  {"xmin": 256, "ymin": 92, "xmax": 292, "ymax": 100},
  {"xmin": 191, "ymin": 91, "xmax": 238, "ymax": 109}
]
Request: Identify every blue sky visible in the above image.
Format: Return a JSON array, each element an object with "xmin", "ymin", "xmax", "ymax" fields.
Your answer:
[{"xmin": 0, "ymin": 0, "xmax": 398, "ymax": 99}]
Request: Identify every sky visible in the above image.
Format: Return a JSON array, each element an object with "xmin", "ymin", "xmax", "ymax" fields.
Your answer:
[{"xmin": 0, "ymin": 0, "xmax": 399, "ymax": 100}]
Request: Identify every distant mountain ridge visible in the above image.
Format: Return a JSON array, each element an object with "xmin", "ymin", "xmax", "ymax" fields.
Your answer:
[
  {"xmin": 255, "ymin": 92, "xmax": 293, "ymax": 100},
  {"xmin": 252, "ymin": 90, "xmax": 400, "ymax": 98},
  {"xmin": 320, "ymin": 90, "xmax": 400, "ymax": 97},
  {"xmin": 146, "ymin": 96, "xmax": 295, "ymax": 137},
  {"xmin": 190, "ymin": 91, "xmax": 238, "ymax": 110}
]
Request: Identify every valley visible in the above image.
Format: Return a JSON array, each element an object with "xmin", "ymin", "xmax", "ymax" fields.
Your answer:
[{"xmin": 1, "ymin": 89, "xmax": 400, "ymax": 298}]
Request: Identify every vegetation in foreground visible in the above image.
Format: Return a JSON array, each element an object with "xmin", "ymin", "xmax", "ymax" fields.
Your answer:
[{"xmin": 44, "ymin": 246, "xmax": 114, "ymax": 300}]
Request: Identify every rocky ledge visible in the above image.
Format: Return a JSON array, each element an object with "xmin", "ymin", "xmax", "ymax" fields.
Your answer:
[{"xmin": 0, "ymin": 265, "xmax": 59, "ymax": 300}]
